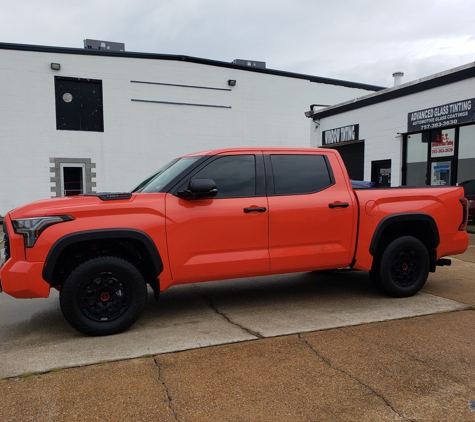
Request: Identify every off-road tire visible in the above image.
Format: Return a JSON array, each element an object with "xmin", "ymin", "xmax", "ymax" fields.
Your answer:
[
  {"xmin": 60, "ymin": 256, "xmax": 147, "ymax": 336},
  {"xmin": 370, "ymin": 236, "xmax": 430, "ymax": 298}
]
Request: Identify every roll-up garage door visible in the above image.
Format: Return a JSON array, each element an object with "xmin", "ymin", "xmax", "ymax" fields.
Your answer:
[{"xmin": 331, "ymin": 142, "xmax": 364, "ymax": 180}]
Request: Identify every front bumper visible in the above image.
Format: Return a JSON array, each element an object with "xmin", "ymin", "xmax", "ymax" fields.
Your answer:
[
  {"xmin": 0, "ymin": 217, "xmax": 50, "ymax": 298},
  {"xmin": 0, "ymin": 258, "xmax": 50, "ymax": 298}
]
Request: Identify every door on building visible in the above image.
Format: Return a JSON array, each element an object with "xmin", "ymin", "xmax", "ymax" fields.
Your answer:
[
  {"xmin": 60, "ymin": 163, "xmax": 85, "ymax": 196},
  {"xmin": 331, "ymin": 142, "xmax": 365, "ymax": 180},
  {"xmin": 371, "ymin": 160, "xmax": 391, "ymax": 187}
]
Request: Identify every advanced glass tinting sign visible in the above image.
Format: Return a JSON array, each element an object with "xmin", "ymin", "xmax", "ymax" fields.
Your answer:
[{"xmin": 408, "ymin": 98, "xmax": 475, "ymax": 132}]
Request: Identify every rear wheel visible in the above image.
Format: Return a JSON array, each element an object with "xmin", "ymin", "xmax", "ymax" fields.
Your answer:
[
  {"xmin": 370, "ymin": 236, "xmax": 429, "ymax": 297},
  {"xmin": 60, "ymin": 256, "xmax": 147, "ymax": 336}
]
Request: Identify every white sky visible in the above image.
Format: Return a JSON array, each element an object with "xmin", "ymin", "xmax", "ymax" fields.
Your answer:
[{"xmin": 1, "ymin": 0, "xmax": 474, "ymax": 87}]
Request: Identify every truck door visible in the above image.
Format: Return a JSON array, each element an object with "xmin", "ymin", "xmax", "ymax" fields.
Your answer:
[
  {"xmin": 266, "ymin": 152, "xmax": 357, "ymax": 271},
  {"xmin": 166, "ymin": 153, "xmax": 269, "ymax": 281}
]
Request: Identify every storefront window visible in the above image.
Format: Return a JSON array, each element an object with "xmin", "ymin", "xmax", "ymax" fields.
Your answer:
[
  {"xmin": 429, "ymin": 128, "xmax": 454, "ymax": 186},
  {"xmin": 457, "ymin": 125, "xmax": 475, "ymax": 184},
  {"xmin": 405, "ymin": 133, "xmax": 427, "ymax": 185}
]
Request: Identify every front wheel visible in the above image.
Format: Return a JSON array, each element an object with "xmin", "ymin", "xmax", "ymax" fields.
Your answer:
[
  {"xmin": 60, "ymin": 256, "xmax": 148, "ymax": 336},
  {"xmin": 370, "ymin": 236, "xmax": 430, "ymax": 298}
]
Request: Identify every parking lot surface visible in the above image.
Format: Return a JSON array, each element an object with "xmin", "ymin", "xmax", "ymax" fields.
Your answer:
[{"xmin": 0, "ymin": 227, "xmax": 475, "ymax": 421}]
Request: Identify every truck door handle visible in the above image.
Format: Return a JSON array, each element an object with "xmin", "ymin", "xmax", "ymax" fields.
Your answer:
[
  {"xmin": 328, "ymin": 202, "xmax": 349, "ymax": 209},
  {"xmin": 244, "ymin": 207, "xmax": 267, "ymax": 213}
]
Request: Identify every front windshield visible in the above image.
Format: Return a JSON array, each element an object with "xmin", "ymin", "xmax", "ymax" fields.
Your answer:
[{"xmin": 132, "ymin": 157, "xmax": 201, "ymax": 193}]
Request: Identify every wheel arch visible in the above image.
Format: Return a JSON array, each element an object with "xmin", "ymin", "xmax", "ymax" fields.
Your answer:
[
  {"xmin": 43, "ymin": 229, "xmax": 164, "ymax": 287},
  {"xmin": 369, "ymin": 213, "xmax": 440, "ymax": 271}
]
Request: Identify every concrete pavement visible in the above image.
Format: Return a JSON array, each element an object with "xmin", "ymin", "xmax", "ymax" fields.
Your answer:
[{"xmin": 0, "ymin": 228, "xmax": 475, "ymax": 421}]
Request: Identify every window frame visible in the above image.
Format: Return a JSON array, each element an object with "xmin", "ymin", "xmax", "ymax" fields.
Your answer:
[
  {"xmin": 264, "ymin": 153, "xmax": 335, "ymax": 196},
  {"xmin": 171, "ymin": 153, "xmax": 266, "ymax": 199}
]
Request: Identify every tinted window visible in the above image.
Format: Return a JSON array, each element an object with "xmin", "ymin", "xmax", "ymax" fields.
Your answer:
[
  {"xmin": 193, "ymin": 155, "xmax": 256, "ymax": 198},
  {"xmin": 270, "ymin": 154, "xmax": 332, "ymax": 195}
]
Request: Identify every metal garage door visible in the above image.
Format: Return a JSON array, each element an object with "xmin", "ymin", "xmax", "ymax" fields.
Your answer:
[{"xmin": 332, "ymin": 142, "xmax": 365, "ymax": 180}]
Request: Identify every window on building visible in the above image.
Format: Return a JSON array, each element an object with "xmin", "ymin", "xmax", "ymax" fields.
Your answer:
[
  {"xmin": 50, "ymin": 158, "xmax": 96, "ymax": 197},
  {"xmin": 405, "ymin": 133, "xmax": 428, "ymax": 186},
  {"xmin": 61, "ymin": 163, "xmax": 85, "ymax": 196},
  {"xmin": 404, "ymin": 127, "xmax": 464, "ymax": 186},
  {"xmin": 54, "ymin": 77, "xmax": 104, "ymax": 132},
  {"xmin": 270, "ymin": 155, "xmax": 332, "ymax": 195},
  {"xmin": 457, "ymin": 125, "xmax": 475, "ymax": 184}
]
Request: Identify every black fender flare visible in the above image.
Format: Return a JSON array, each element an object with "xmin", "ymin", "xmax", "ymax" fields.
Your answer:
[
  {"xmin": 369, "ymin": 213, "xmax": 440, "ymax": 257},
  {"xmin": 42, "ymin": 229, "xmax": 164, "ymax": 284}
]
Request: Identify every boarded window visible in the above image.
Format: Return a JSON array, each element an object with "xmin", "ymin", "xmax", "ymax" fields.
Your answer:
[{"xmin": 55, "ymin": 77, "xmax": 104, "ymax": 132}]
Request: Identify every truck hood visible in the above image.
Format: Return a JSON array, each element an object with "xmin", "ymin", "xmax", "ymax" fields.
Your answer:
[{"xmin": 7, "ymin": 193, "xmax": 160, "ymax": 219}]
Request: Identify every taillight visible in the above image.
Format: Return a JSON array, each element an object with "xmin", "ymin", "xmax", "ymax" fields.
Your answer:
[{"xmin": 459, "ymin": 197, "xmax": 469, "ymax": 231}]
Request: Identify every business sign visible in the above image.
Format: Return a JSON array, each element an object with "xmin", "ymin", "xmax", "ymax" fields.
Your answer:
[
  {"xmin": 322, "ymin": 124, "xmax": 359, "ymax": 146},
  {"xmin": 408, "ymin": 98, "xmax": 475, "ymax": 132},
  {"xmin": 431, "ymin": 132, "xmax": 454, "ymax": 157}
]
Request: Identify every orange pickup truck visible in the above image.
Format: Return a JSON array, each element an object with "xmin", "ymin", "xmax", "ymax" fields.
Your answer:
[{"xmin": 1, "ymin": 148, "xmax": 469, "ymax": 336}]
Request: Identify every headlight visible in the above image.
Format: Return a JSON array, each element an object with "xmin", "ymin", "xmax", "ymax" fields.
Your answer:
[{"xmin": 12, "ymin": 216, "xmax": 74, "ymax": 248}]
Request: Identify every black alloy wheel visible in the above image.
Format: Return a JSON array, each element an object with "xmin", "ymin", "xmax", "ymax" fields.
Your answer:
[
  {"xmin": 390, "ymin": 249, "xmax": 422, "ymax": 288},
  {"xmin": 372, "ymin": 236, "xmax": 430, "ymax": 298},
  {"xmin": 78, "ymin": 271, "xmax": 132, "ymax": 322},
  {"xmin": 60, "ymin": 256, "xmax": 148, "ymax": 336}
]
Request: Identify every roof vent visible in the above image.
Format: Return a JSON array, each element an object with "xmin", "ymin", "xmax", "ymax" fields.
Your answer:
[
  {"xmin": 392, "ymin": 71, "xmax": 404, "ymax": 86},
  {"xmin": 83, "ymin": 39, "xmax": 125, "ymax": 52},
  {"xmin": 232, "ymin": 59, "xmax": 266, "ymax": 69}
]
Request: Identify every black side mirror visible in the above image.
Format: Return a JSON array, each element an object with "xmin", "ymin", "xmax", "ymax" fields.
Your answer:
[{"xmin": 178, "ymin": 179, "xmax": 218, "ymax": 200}]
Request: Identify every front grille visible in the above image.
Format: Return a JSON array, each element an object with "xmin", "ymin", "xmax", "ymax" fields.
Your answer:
[{"xmin": 2, "ymin": 220, "xmax": 10, "ymax": 261}]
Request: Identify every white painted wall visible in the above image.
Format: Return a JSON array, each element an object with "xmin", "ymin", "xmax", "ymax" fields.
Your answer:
[
  {"xmin": 0, "ymin": 47, "xmax": 376, "ymax": 216},
  {"xmin": 310, "ymin": 66, "xmax": 475, "ymax": 186}
]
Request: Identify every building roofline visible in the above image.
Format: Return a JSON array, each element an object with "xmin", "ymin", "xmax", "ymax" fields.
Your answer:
[
  {"xmin": 311, "ymin": 61, "xmax": 475, "ymax": 119},
  {"xmin": 0, "ymin": 42, "xmax": 386, "ymax": 92}
]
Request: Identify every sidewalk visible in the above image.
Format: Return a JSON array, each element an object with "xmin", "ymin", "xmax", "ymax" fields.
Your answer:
[{"xmin": 0, "ymin": 231, "xmax": 475, "ymax": 421}]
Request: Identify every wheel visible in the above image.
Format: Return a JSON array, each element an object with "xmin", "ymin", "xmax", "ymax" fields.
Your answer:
[
  {"xmin": 60, "ymin": 256, "xmax": 147, "ymax": 336},
  {"xmin": 370, "ymin": 236, "xmax": 429, "ymax": 298}
]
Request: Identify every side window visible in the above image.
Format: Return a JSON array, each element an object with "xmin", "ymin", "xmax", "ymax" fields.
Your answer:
[
  {"xmin": 193, "ymin": 155, "xmax": 256, "ymax": 198},
  {"xmin": 270, "ymin": 154, "xmax": 332, "ymax": 195}
]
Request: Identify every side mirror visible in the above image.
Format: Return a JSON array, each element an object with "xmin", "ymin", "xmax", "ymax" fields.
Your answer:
[{"xmin": 178, "ymin": 179, "xmax": 218, "ymax": 200}]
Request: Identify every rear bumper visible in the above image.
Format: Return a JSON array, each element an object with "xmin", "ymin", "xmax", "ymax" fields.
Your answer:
[{"xmin": 437, "ymin": 229, "xmax": 470, "ymax": 259}]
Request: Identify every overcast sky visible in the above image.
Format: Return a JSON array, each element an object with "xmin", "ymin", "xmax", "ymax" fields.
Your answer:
[{"xmin": 1, "ymin": 0, "xmax": 474, "ymax": 87}]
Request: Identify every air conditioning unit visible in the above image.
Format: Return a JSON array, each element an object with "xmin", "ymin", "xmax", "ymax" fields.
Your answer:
[
  {"xmin": 83, "ymin": 39, "xmax": 125, "ymax": 52},
  {"xmin": 232, "ymin": 59, "xmax": 266, "ymax": 69}
]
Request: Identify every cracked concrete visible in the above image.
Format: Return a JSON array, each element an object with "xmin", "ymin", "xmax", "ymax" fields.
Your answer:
[
  {"xmin": 297, "ymin": 334, "xmax": 410, "ymax": 421},
  {"xmin": 155, "ymin": 359, "xmax": 179, "ymax": 421},
  {"xmin": 1, "ymin": 311, "xmax": 475, "ymax": 420},
  {"xmin": 196, "ymin": 284, "xmax": 264, "ymax": 339},
  {"xmin": 0, "ymin": 229, "xmax": 474, "ymax": 420}
]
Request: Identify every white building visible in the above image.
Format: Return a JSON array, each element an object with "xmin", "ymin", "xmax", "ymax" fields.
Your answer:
[
  {"xmin": 0, "ymin": 42, "xmax": 383, "ymax": 216},
  {"xmin": 308, "ymin": 63, "xmax": 475, "ymax": 187}
]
